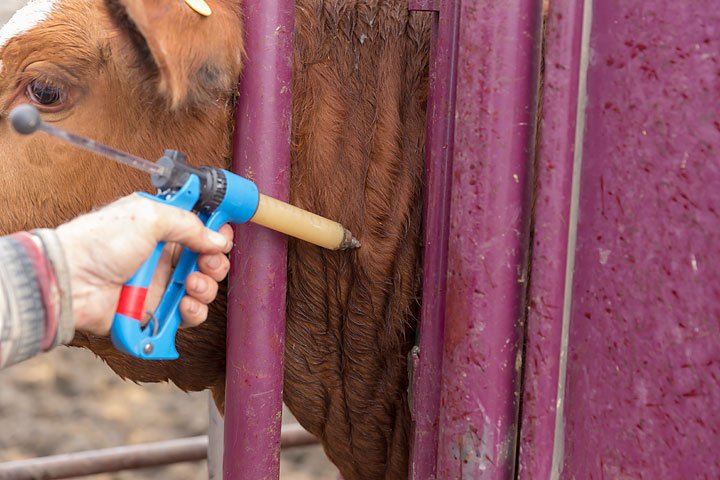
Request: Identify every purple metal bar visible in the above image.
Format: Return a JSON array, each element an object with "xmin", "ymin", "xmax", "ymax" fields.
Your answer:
[
  {"xmin": 436, "ymin": 0, "xmax": 543, "ymax": 477},
  {"xmin": 223, "ymin": 1, "xmax": 294, "ymax": 479},
  {"xmin": 408, "ymin": 1, "xmax": 461, "ymax": 479},
  {"xmin": 517, "ymin": 0, "xmax": 586, "ymax": 477},
  {"xmin": 558, "ymin": 0, "xmax": 720, "ymax": 477}
]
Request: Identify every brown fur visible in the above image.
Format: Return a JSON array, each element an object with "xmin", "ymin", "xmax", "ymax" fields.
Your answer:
[{"xmin": 0, "ymin": 1, "xmax": 431, "ymax": 478}]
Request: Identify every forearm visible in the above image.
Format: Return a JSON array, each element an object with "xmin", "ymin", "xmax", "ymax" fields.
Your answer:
[{"xmin": 0, "ymin": 230, "xmax": 74, "ymax": 369}]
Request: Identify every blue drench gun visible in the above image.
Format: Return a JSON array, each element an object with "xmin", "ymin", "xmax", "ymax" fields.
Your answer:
[{"xmin": 9, "ymin": 104, "xmax": 360, "ymax": 360}]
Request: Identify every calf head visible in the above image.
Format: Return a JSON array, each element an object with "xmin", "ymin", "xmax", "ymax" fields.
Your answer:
[{"xmin": 0, "ymin": 0, "xmax": 244, "ymax": 406}]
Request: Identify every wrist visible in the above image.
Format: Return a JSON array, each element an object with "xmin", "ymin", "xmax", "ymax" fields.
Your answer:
[
  {"xmin": 32, "ymin": 229, "xmax": 75, "ymax": 345},
  {"xmin": 55, "ymin": 224, "xmax": 118, "ymax": 336}
]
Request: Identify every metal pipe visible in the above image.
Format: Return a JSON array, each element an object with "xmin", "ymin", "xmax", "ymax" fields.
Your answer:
[
  {"xmin": 0, "ymin": 426, "xmax": 318, "ymax": 480},
  {"xmin": 407, "ymin": 1, "xmax": 462, "ymax": 479},
  {"xmin": 436, "ymin": 0, "xmax": 543, "ymax": 477},
  {"xmin": 224, "ymin": 0, "xmax": 295, "ymax": 479},
  {"xmin": 0, "ymin": 437, "xmax": 207, "ymax": 480},
  {"xmin": 279, "ymin": 423, "xmax": 321, "ymax": 449},
  {"xmin": 517, "ymin": 0, "xmax": 586, "ymax": 477}
]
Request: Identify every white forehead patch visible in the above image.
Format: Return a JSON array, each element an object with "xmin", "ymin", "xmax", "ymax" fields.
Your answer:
[{"xmin": 0, "ymin": 0, "xmax": 57, "ymax": 50}]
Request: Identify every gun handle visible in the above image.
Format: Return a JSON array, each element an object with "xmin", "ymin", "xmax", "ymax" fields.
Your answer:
[
  {"xmin": 142, "ymin": 209, "xmax": 230, "ymax": 358},
  {"xmin": 110, "ymin": 175, "xmax": 202, "ymax": 359}
]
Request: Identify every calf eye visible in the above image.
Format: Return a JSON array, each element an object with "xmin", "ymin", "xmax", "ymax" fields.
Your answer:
[{"xmin": 26, "ymin": 80, "xmax": 65, "ymax": 107}]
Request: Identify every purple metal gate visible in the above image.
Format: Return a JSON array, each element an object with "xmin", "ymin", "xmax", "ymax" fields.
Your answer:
[
  {"xmin": 410, "ymin": 0, "xmax": 719, "ymax": 478},
  {"xmin": 409, "ymin": 0, "xmax": 543, "ymax": 478},
  {"xmin": 521, "ymin": 0, "xmax": 720, "ymax": 478},
  {"xmin": 220, "ymin": 0, "xmax": 720, "ymax": 478}
]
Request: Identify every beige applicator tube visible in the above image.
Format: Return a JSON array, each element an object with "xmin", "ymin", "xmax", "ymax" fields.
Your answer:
[{"xmin": 250, "ymin": 194, "xmax": 361, "ymax": 251}]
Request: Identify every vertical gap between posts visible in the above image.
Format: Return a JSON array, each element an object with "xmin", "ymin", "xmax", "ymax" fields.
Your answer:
[
  {"xmin": 550, "ymin": 0, "xmax": 593, "ymax": 477},
  {"xmin": 512, "ymin": 0, "xmax": 550, "ymax": 476},
  {"xmin": 516, "ymin": 0, "xmax": 588, "ymax": 476}
]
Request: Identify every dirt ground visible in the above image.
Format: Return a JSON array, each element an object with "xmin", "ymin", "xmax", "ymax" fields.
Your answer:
[
  {"xmin": 0, "ymin": 348, "xmax": 336, "ymax": 480},
  {"xmin": 0, "ymin": 2, "xmax": 336, "ymax": 479}
]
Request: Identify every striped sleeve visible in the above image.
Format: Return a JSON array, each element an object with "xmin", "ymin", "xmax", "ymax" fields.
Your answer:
[{"xmin": 0, "ymin": 231, "xmax": 74, "ymax": 369}]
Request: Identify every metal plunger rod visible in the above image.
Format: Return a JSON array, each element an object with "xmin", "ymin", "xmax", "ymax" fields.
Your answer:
[
  {"xmin": 8, "ymin": 105, "xmax": 360, "ymax": 251},
  {"xmin": 10, "ymin": 105, "xmax": 168, "ymax": 177}
]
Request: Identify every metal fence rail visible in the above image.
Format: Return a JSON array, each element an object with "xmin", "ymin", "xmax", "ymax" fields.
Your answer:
[{"xmin": 0, "ymin": 424, "xmax": 317, "ymax": 480}]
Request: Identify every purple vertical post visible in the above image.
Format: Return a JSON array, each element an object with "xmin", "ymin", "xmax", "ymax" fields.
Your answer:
[
  {"xmin": 517, "ymin": 0, "xmax": 586, "ymax": 478},
  {"xmin": 223, "ymin": 1, "xmax": 294, "ymax": 479},
  {"xmin": 436, "ymin": 0, "xmax": 543, "ymax": 477},
  {"xmin": 558, "ymin": 0, "xmax": 720, "ymax": 477},
  {"xmin": 407, "ymin": 1, "xmax": 461, "ymax": 479}
]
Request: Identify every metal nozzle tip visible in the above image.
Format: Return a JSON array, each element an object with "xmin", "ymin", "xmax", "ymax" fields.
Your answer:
[{"xmin": 340, "ymin": 229, "xmax": 361, "ymax": 250}]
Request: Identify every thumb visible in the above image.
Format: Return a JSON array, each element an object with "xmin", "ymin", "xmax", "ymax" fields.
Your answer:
[{"xmin": 150, "ymin": 202, "xmax": 231, "ymax": 253}]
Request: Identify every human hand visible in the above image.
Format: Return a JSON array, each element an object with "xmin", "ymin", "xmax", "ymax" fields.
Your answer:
[{"xmin": 55, "ymin": 194, "xmax": 233, "ymax": 336}]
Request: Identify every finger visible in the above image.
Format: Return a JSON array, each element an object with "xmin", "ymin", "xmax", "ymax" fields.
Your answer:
[
  {"xmin": 143, "ymin": 243, "xmax": 177, "ymax": 317},
  {"xmin": 148, "ymin": 201, "xmax": 231, "ymax": 253},
  {"xmin": 217, "ymin": 224, "xmax": 234, "ymax": 253},
  {"xmin": 185, "ymin": 272, "xmax": 219, "ymax": 305},
  {"xmin": 168, "ymin": 242, "xmax": 183, "ymax": 267},
  {"xmin": 198, "ymin": 253, "xmax": 231, "ymax": 282},
  {"xmin": 179, "ymin": 296, "xmax": 209, "ymax": 328}
]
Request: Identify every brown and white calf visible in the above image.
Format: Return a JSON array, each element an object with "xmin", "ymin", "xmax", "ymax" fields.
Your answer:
[{"xmin": 0, "ymin": 1, "xmax": 430, "ymax": 478}]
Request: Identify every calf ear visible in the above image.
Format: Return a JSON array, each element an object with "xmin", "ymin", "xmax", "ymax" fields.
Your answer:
[{"xmin": 106, "ymin": 0, "xmax": 244, "ymax": 108}]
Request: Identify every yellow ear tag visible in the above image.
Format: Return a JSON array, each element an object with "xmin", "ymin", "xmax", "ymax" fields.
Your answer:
[{"xmin": 184, "ymin": 0, "xmax": 212, "ymax": 17}]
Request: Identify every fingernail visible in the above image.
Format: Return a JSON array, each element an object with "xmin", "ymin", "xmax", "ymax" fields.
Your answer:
[
  {"xmin": 208, "ymin": 231, "xmax": 228, "ymax": 248},
  {"xmin": 193, "ymin": 277, "xmax": 208, "ymax": 293},
  {"xmin": 207, "ymin": 256, "xmax": 221, "ymax": 269}
]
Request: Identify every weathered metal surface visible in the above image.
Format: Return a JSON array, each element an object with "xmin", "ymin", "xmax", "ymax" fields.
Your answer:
[
  {"xmin": 224, "ymin": 1, "xmax": 295, "ymax": 479},
  {"xmin": 518, "ymin": 0, "xmax": 586, "ymax": 478},
  {"xmin": 558, "ymin": 0, "xmax": 720, "ymax": 477},
  {"xmin": 436, "ymin": 0, "xmax": 543, "ymax": 477},
  {"xmin": 408, "ymin": 1, "xmax": 461, "ymax": 479}
]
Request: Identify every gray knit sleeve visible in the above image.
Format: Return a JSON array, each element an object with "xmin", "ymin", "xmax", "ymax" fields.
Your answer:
[{"xmin": 0, "ymin": 231, "xmax": 74, "ymax": 369}]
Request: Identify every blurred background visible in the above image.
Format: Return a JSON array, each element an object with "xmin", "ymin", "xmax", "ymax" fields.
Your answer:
[{"xmin": 0, "ymin": 2, "xmax": 336, "ymax": 478}]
